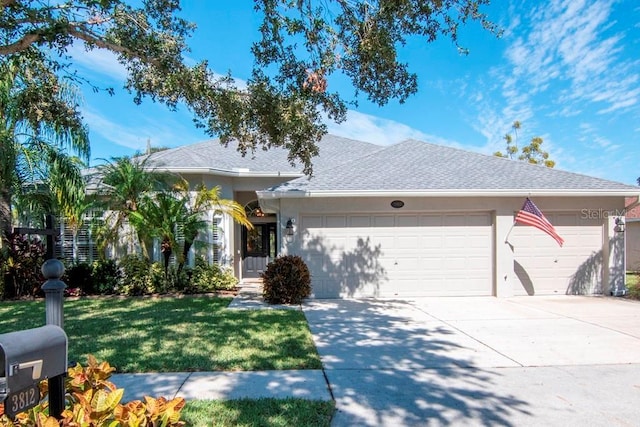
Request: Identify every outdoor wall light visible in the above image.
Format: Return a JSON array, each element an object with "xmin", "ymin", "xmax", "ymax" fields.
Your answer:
[
  {"xmin": 615, "ymin": 217, "xmax": 625, "ymax": 233},
  {"xmin": 285, "ymin": 218, "xmax": 295, "ymax": 236}
]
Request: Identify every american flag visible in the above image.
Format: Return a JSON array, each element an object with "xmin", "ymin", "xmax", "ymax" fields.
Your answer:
[{"xmin": 515, "ymin": 198, "xmax": 564, "ymax": 247}]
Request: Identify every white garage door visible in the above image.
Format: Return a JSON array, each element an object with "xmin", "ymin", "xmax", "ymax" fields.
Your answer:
[
  {"xmin": 300, "ymin": 213, "xmax": 492, "ymax": 298},
  {"xmin": 510, "ymin": 213, "xmax": 604, "ymax": 295}
]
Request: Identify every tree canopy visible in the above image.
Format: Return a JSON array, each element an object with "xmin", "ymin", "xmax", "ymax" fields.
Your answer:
[
  {"xmin": 0, "ymin": 51, "xmax": 89, "ymax": 245},
  {"xmin": 1, "ymin": 0, "xmax": 499, "ymax": 175},
  {"xmin": 494, "ymin": 121, "xmax": 555, "ymax": 168}
]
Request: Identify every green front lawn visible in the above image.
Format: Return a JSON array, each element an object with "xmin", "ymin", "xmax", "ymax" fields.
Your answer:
[
  {"xmin": 0, "ymin": 296, "xmax": 322, "ymax": 372},
  {"xmin": 0, "ymin": 296, "xmax": 330, "ymax": 425},
  {"xmin": 182, "ymin": 398, "xmax": 335, "ymax": 427}
]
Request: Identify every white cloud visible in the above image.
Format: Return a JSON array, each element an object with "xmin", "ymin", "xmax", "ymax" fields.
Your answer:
[
  {"xmin": 83, "ymin": 106, "xmax": 202, "ymax": 157},
  {"xmin": 67, "ymin": 43, "xmax": 128, "ymax": 82},
  {"xmin": 325, "ymin": 110, "xmax": 461, "ymax": 148},
  {"xmin": 466, "ymin": 0, "xmax": 638, "ymax": 175},
  {"xmin": 68, "ymin": 43, "xmax": 249, "ymax": 91},
  {"xmin": 508, "ymin": 0, "xmax": 638, "ymax": 114},
  {"xmin": 83, "ymin": 110, "xmax": 148, "ymax": 153},
  {"xmin": 577, "ymin": 121, "xmax": 621, "ymax": 152}
]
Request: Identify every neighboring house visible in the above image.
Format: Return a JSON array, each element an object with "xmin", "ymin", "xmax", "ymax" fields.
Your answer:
[
  {"xmin": 625, "ymin": 197, "xmax": 640, "ymax": 271},
  {"xmin": 123, "ymin": 135, "xmax": 640, "ymax": 298}
]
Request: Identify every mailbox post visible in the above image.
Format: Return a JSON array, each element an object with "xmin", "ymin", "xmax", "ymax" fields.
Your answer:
[{"xmin": 41, "ymin": 259, "xmax": 67, "ymax": 419}]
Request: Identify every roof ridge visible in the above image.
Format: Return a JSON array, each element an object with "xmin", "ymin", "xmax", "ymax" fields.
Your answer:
[{"xmin": 396, "ymin": 138, "xmax": 636, "ymax": 186}]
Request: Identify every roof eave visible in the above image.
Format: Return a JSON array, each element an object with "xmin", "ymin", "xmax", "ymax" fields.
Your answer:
[
  {"xmin": 257, "ymin": 189, "xmax": 640, "ymax": 199},
  {"xmin": 149, "ymin": 167, "xmax": 304, "ymax": 178}
]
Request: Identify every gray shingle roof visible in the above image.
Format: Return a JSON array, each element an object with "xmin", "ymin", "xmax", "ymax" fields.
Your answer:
[
  {"xmin": 141, "ymin": 134, "xmax": 381, "ymax": 175},
  {"xmin": 262, "ymin": 139, "xmax": 639, "ymax": 195}
]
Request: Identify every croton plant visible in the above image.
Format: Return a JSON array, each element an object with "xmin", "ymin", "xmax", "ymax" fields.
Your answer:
[{"xmin": 0, "ymin": 355, "xmax": 185, "ymax": 426}]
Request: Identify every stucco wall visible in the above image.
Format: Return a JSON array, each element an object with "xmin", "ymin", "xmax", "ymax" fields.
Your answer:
[{"xmin": 626, "ymin": 222, "xmax": 640, "ymax": 271}]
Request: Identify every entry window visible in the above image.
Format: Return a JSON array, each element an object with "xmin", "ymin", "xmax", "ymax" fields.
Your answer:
[
  {"xmin": 245, "ymin": 227, "xmax": 265, "ymax": 256},
  {"xmin": 268, "ymin": 224, "xmax": 276, "ymax": 259}
]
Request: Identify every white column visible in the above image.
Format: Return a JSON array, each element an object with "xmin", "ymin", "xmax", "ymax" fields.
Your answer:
[
  {"xmin": 494, "ymin": 210, "xmax": 516, "ymax": 297},
  {"xmin": 207, "ymin": 209, "xmax": 214, "ymax": 265},
  {"xmin": 607, "ymin": 215, "xmax": 626, "ymax": 295}
]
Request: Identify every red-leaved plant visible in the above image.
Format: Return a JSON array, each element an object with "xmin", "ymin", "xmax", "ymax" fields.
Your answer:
[{"xmin": 0, "ymin": 355, "xmax": 185, "ymax": 426}]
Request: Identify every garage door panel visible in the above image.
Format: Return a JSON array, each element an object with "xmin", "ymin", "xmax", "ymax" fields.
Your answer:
[
  {"xmin": 393, "ymin": 256, "xmax": 422, "ymax": 268},
  {"xmin": 443, "ymin": 215, "xmax": 467, "ymax": 226},
  {"xmin": 467, "ymin": 236, "xmax": 491, "ymax": 248},
  {"xmin": 466, "ymin": 214, "xmax": 492, "ymax": 226},
  {"xmin": 444, "ymin": 236, "xmax": 470, "ymax": 249},
  {"xmin": 420, "ymin": 215, "xmax": 443, "ymax": 226},
  {"xmin": 325, "ymin": 216, "xmax": 346, "ymax": 227},
  {"xmin": 301, "ymin": 212, "xmax": 492, "ymax": 297},
  {"xmin": 350, "ymin": 216, "xmax": 371, "ymax": 227},
  {"xmin": 422, "ymin": 236, "xmax": 444, "ymax": 247},
  {"xmin": 303, "ymin": 253, "xmax": 328, "ymax": 276},
  {"xmin": 397, "ymin": 235, "xmax": 420, "ymax": 249},
  {"xmin": 373, "ymin": 216, "xmax": 394, "ymax": 227},
  {"xmin": 397, "ymin": 216, "xmax": 419, "ymax": 226},
  {"xmin": 301, "ymin": 215, "xmax": 323, "ymax": 228}
]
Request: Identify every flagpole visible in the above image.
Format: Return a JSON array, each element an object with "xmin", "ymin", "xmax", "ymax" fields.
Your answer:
[{"xmin": 504, "ymin": 221, "xmax": 516, "ymax": 243}]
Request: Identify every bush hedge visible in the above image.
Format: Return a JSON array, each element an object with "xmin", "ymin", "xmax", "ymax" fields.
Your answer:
[
  {"xmin": 2, "ymin": 252, "xmax": 238, "ymax": 300},
  {"xmin": 261, "ymin": 255, "xmax": 311, "ymax": 304},
  {"xmin": 0, "ymin": 233, "xmax": 46, "ymax": 299}
]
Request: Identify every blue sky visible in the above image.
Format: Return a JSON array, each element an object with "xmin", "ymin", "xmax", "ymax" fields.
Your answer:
[{"xmin": 70, "ymin": 0, "xmax": 639, "ymax": 185}]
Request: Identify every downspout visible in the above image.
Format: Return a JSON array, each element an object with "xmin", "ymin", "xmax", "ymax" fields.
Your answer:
[{"xmin": 602, "ymin": 217, "xmax": 610, "ymax": 295}]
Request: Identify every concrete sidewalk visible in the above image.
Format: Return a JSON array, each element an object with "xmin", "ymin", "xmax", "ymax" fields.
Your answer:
[
  {"xmin": 111, "ymin": 281, "xmax": 331, "ymax": 403},
  {"xmin": 111, "ymin": 370, "xmax": 331, "ymax": 403}
]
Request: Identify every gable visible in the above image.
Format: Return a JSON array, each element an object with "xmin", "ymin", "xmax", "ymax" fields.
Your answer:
[{"xmin": 141, "ymin": 134, "xmax": 382, "ymax": 176}]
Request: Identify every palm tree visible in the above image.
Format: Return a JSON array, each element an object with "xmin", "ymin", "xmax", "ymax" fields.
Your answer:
[
  {"xmin": 131, "ymin": 191, "xmax": 185, "ymax": 275},
  {"xmin": 183, "ymin": 182, "xmax": 253, "ymax": 268},
  {"xmin": 0, "ymin": 52, "xmax": 89, "ymax": 249},
  {"xmin": 130, "ymin": 178, "xmax": 252, "ymax": 274},
  {"xmin": 94, "ymin": 156, "xmax": 170, "ymax": 257},
  {"xmin": 13, "ymin": 154, "xmax": 93, "ymax": 262}
]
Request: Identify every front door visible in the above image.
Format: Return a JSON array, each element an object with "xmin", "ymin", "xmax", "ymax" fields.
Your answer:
[{"xmin": 242, "ymin": 223, "xmax": 277, "ymax": 278}]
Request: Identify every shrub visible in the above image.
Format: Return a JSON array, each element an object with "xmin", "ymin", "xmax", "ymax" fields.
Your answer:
[
  {"xmin": 151, "ymin": 263, "xmax": 190, "ymax": 294},
  {"xmin": 118, "ymin": 256, "xmax": 189, "ymax": 296},
  {"xmin": 187, "ymin": 258, "xmax": 238, "ymax": 294},
  {"xmin": 91, "ymin": 259, "xmax": 121, "ymax": 295},
  {"xmin": 115, "ymin": 255, "xmax": 237, "ymax": 296},
  {"xmin": 0, "ymin": 355, "xmax": 186, "ymax": 426},
  {"xmin": 213, "ymin": 266, "xmax": 239, "ymax": 291},
  {"xmin": 627, "ymin": 274, "xmax": 640, "ymax": 300},
  {"xmin": 261, "ymin": 255, "xmax": 311, "ymax": 304},
  {"xmin": 149, "ymin": 261, "xmax": 171, "ymax": 294},
  {"xmin": 63, "ymin": 262, "xmax": 94, "ymax": 295},
  {"xmin": 1, "ymin": 233, "xmax": 46, "ymax": 299},
  {"xmin": 118, "ymin": 254, "xmax": 152, "ymax": 295}
]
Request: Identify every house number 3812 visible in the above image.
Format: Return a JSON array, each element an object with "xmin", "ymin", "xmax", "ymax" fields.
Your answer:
[{"xmin": 6, "ymin": 385, "xmax": 39, "ymax": 417}]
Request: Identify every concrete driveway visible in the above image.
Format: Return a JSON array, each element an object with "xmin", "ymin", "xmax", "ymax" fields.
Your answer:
[{"xmin": 302, "ymin": 296, "xmax": 640, "ymax": 426}]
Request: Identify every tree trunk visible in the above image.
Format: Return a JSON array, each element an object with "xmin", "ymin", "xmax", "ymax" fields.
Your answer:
[
  {"xmin": 179, "ymin": 233, "xmax": 197, "ymax": 274},
  {"xmin": 0, "ymin": 188, "xmax": 12, "ymax": 249},
  {"xmin": 161, "ymin": 239, "xmax": 171, "ymax": 277}
]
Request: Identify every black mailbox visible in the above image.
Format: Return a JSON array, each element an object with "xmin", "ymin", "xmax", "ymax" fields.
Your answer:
[{"xmin": 0, "ymin": 325, "xmax": 67, "ymax": 397}]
